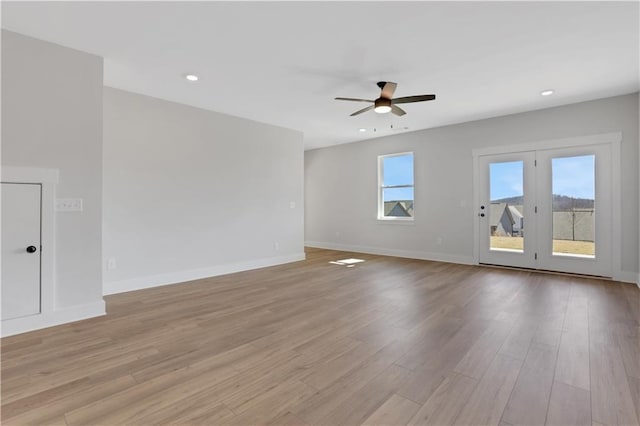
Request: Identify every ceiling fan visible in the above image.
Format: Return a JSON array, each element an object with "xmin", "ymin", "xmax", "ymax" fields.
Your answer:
[{"xmin": 335, "ymin": 81, "xmax": 436, "ymax": 117}]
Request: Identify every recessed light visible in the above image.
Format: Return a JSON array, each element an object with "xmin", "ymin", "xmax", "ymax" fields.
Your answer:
[
  {"xmin": 185, "ymin": 74, "xmax": 199, "ymax": 82},
  {"xmin": 359, "ymin": 128, "xmax": 367, "ymax": 132},
  {"xmin": 540, "ymin": 89, "xmax": 554, "ymax": 96}
]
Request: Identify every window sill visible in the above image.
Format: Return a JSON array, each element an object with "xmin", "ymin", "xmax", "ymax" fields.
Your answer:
[{"xmin": 377, "ymin": 217, "xmax": 415, "ymax": 225}]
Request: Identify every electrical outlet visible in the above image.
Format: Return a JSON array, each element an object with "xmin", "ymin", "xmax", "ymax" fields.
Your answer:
[
  {"xmin": 107, "ymin": 258, "xmax": 117, "ymax": 270},
  {"xmin": 56, "ymin": 198, "xmax": 83, "ymax": 212},
  {"xmin": 437, "ymin": 237, "xmax": 443, "ymax": 245},
  {"xmin": 274, "ymin": 241, "xmax": 279, "ymax": 251},
  {"xmin": 289, "ymin": 201, "xmax": 296, "ymax": 209}
]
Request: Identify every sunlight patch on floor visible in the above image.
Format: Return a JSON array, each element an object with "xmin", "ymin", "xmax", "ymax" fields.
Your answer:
[{"xmin": 329, "ymin": 258, "xmax": 366, "ymax": 268}]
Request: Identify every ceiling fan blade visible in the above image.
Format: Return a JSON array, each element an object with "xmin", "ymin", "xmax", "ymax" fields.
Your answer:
[
  {"xmin": 391, "ymin": 105, "xmax": 406, "ymax": 116},
  {"xmin": 335, "ymin": 97, "xmax": 374, "ymax": 103},
  {"xmin": 392, "ymin": 94, "xmax": 436, "ymax": 104},
  {"xmin": 380, "ymin": 82, "xmax": 397, "ymax": 99},
  {"xmin": 350, "ymin": 105, "xmax": 375, "ymax": 116}
]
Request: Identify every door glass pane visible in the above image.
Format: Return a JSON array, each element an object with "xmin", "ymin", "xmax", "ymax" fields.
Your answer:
[
  {"xmin": 551, "ymin": 155, "xmax": 595, "ymax": 258},
  {"xmin": 489, "ymin": 161, "xmax": 524, "ymax": 252}
]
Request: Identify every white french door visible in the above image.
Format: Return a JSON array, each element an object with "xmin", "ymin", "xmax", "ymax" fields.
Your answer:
[
  {"xmin": 478, "ymin": 152, "xmax": 537, "ymax": 269},
  {"xmin": 478, "ymin": 143, "xmax": 613, "ymax": 277}
]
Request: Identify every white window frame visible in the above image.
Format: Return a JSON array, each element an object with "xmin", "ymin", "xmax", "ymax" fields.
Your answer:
[{"xmin": 377, "ymin": 152, "xmax": 415, "ymax": 222}]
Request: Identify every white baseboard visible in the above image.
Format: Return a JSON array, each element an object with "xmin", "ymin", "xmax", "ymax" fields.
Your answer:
[
  {"xmin": 613, "ymin": 270, "xmax": 640, "ymax": 285},
  {"xmin": 1, "ymin": 300, "xmax": 106, "ymax": 337},
  {"xmin": 305, "ymin": 241, "xmax": 475, "ymax": 265},
  {"xmin": 104, "ymin": 253, "xmax": 306, "ymax": 295},
  {"xmin": 307, "ymin": 241, "xmax": 640, "ymax": 286}
]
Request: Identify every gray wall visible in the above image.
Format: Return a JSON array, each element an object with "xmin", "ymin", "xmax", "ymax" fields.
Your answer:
[
  {"xmin": 1, "ymin": 30, "xmax": 104, "ymax": 308},
  {"xmin": 103, "ymin": 88, "xmax": 304, "ymax": 293},
  {"xmin": 305, "ymin": 93, "xmax": 639, "ymax": 277}
]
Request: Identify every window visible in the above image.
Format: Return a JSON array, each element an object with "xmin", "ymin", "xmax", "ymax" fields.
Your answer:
[{"xmin": 378, "ymin": 152, "xmax": 414, "ymax": 220}]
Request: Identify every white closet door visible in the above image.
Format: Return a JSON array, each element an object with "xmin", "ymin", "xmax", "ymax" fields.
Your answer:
[{"xmin": 2, "ymin": 183, "xmax": 42, "ymax": 320}]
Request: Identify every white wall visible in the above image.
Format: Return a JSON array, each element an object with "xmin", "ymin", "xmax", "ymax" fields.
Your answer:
[
  {"xmin": 305, "ymin": 93, "xmax": 639, "ymax": 280},
  {"xmin": 2, "ymin": 31, "xmax": 104, "ymax": 311},
  {"xmin": 103, "ymin": 88, "xmax": 304, "ymax": 294}
]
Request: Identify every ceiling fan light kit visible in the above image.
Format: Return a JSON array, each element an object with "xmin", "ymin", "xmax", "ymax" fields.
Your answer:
[
  {"xmin": 374, "ymin": 98, "xmax": 392, "ymax": 114},
  {"xmin": 335, "ymin": 81, "xmax": 436, "ymax": 117}
]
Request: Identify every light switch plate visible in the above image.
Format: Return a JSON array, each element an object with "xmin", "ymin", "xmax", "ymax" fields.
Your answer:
[{"xmin": 56, "ymin": 198, "xmax": 83, "ymax": 212}]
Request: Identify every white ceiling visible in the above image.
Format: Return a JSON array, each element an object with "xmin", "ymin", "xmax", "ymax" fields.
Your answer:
[{"xmin": 2, "ymin": 1, "xmax": 638, "ymax": 150}]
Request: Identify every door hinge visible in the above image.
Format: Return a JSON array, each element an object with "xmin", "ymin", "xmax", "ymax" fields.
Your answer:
[
  {"xmin": 534, "ymin": 160, "xmax": 537, "ymax": 166},
  {"xmin": 535, "ymin": 252, "xmax": 537, "ymax": 260},
  {"xmin": 535, "ymin": 206, "xmax": 538, "ymax": 213}
]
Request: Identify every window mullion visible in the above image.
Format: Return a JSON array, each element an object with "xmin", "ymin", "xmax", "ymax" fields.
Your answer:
[{"xmin": 382, "ymin": 184, "xmax": 414, "ymax": 189}]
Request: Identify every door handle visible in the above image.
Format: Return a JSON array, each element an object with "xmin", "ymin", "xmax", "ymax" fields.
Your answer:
[{"xmin": 26, "ymin": 245, "xmax": 37, "ymax": 253}]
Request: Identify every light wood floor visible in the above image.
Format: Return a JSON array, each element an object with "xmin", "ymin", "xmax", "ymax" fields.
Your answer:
[{"xmin": 2, "ymin": 248, "xmax": 639, "ymax": 425}]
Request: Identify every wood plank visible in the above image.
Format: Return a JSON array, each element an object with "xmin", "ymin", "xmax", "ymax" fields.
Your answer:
[
  {"xmin": 533, "ymin": 318, "xmax": 564, "ymax": 347},
  {"xmin": 267, "ymin": 411, "xmax": 311, "ymax": 426},
  {"xmin": 64, "ymin": 359, "xmax": 240, "ymax": 425},
  {"xmin": 3, "ymin": 346, "xmax": 160, "ymax": 404},
  {"xmin": 453, "ymin": 354, "xmax": 522, "ymax": 425},
  {"xmin": 614, "ymin": 323, "xmax": 640, "ymax": 380},
  {"xmin": 407, "ymin": 372, "xmax": 478, "ymax": 426},
  {"xmin": 563, "ymin": 286, "xmax": 588, "ymax": 333},
  {"xmin": 555, "ymin": 329, "xmax": 590, "ymax": 390},
  {"xmin": 300, "ymin": 342, "xmax": 381, "ymax": 391},
  {"xmin": 319, "ymin": 364, "xmax": 412, "ymax": 425},
  {"xmin": 590, "ymin": 327, "xmax": 639, "ymax": 425},
  {"xmin": 139, "ymin": 401, "xmax": 235, "ymax": 426},
  {"xmin": 501, "ymin": 343, "xmax": 558, "ymax": 426},
  {"xmin": 497, "ymin": 319, "xmax": 537, "ymax": 361},
  {"xmin": 627, "ymin": 375, "xmax": 640, "ymax": 425},
  {"xmin": 361, "ymin": 393, "xmax": 421, "ymax": 426},
  {"xmin": 1, "ymin": 375, "xmax": 137, "ymax": 425},
  {"xmin": 289, "ymin": 340, "xmax": 409, "ymax": 424},
  {"xmin": 397, "ymin": 319, "xmax": 489, "ymax": 403},
  {"xmin": 453, "ymin": 320, "xmax": 513, "ymax": 379},
  {"xmin": 226, "ymin": 380, "xmax": 317, "ymax": 425},
  {"xmin": 546, "ymin": 381, "xmax": 591, "ymax": 426},
  {"xmin": 393, "ymin": 309, "xmax": 463, "ymax": 370}
]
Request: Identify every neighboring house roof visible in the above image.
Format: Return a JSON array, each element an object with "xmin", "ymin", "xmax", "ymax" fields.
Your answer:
[
  {"xmin": 384, "ymin": 201, "xmax": 411, "ymax": 217},
  {"xmin": 511, "ymin": 205, "xmax": 524, "ymax": 215},
  {"xmin": 490, "ymin": 202, "xmax": 511, "ymax": 227},
  {"xmin": 508, "ymin": 205, "xmax": 523, "ymax": 221},
  {"xmin": 402, "ymin": 200, "xmax": 414, "ymax": 216}
]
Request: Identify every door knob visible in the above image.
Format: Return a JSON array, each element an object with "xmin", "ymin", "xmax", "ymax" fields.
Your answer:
[
  {"xmin": 26, "ymin": 245, "xmax": 37, "ymax": 253},
  {"xmin": 478, "ymin": 213, "xmax": 485, "ymax": 217}
]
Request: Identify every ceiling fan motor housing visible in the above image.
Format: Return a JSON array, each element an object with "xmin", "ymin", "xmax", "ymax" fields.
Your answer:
[
  {"xmin": 374, "ymin": 97, "xmax": 392, "ymax": 113},
  {"xmin": 375, "ymin": 98, "xmax": 391, "ymax": 108}
]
